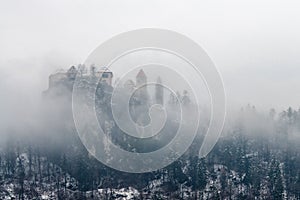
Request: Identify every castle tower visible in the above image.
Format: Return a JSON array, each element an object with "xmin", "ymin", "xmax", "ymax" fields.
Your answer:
[
  {"xmin": 135, "ymin": 69, "xmax": 149, "ymax": 105},
  {"xmin": 67, "ymin": 66, "xmax": 77, "ymax": 80},
  {"xmin": 136, "ymin": 69, "xmax": 147, "ymax": 86},
  {"xmin": 155, "ymin": 76, "xmax": 164, "ymax": 105}
]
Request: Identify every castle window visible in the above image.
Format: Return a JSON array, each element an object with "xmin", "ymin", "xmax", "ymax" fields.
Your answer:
[{"xmin": 102, "ymin": 73, "xmax": 109, "ymax": 78}]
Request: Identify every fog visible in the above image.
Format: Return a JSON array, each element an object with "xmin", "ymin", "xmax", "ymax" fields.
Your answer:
[
  {"xmin": 1, "ymin": 2, "xmax": 300, "ymax": 198},
  {"xmin": 1, "ymin": 0, "xmax": 300, "ymax": 140}
]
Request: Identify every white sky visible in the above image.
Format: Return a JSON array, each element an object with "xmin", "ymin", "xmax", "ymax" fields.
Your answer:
[{"xmin": 1, "ymin": 0, "xmax": 300, "ymax": 111}]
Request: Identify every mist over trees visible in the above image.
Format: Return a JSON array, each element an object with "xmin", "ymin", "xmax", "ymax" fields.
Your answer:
[{"xmin": 0, "ymin": 65, "xmax": 299, "ymax": 199}]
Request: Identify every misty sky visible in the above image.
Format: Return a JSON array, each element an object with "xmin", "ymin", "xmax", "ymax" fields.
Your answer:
[{"xmin": 1, "ymin": 0, "xmax": 300, "ymax": 112}]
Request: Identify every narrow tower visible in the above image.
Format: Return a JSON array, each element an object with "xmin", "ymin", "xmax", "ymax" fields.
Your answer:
[
  {"xmin": 136, "ymin": 69, "xmax": 147, "ymax": 86},
  {"xmin": 135, "ymin": 69, "xmax": 149, "ymax": 104}
]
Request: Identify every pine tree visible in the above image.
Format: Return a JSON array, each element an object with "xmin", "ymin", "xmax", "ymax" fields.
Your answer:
[
  {"xmin": 269, "ymin": 160, "xmax": 284, "ymax": 199},
  {"xmin": 17, "ymin": 156, "xmax": 25, "ymax": 200}
]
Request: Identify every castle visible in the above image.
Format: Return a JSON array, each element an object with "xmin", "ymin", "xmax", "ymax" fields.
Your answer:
[
  {"xmin": 48, "ymin": 65, "xmax": 113, "ymax": 89},
  {"xmin": 45, "ymin": 65, "xmax": 165, "ymax": 106}
]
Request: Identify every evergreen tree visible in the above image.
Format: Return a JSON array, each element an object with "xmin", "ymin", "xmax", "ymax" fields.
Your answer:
[{"xmin": 17, "ymin": 156, "xmax": 25, "ymax": 200}]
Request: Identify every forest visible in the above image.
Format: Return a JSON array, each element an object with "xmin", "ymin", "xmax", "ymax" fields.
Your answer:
[{"xmin": 0, "ymin": 72, "xmax": 300, "ymax": 200}]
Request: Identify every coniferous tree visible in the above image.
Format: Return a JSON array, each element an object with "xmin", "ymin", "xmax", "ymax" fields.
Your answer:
[{"xmin": 17, "ymin": 156, "xmax": 25, "ymax": 200}]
